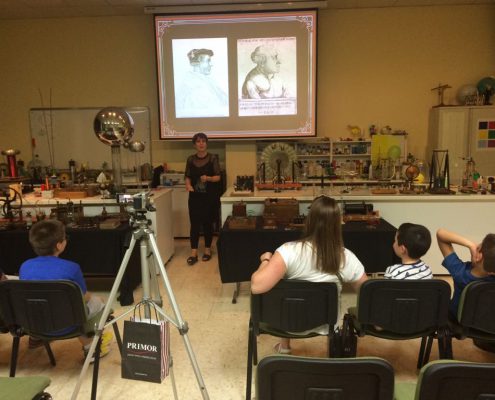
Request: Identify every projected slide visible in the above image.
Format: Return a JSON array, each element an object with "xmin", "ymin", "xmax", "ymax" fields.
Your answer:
[
  {"xmin": 173, "ymin": 38, "xmax": 229, "ymax": 118},
  {"xmin": 155, "ymin": 11, "xmax": 316, "ymax": 140},
  {"xmin": 238, "ymin": 37, "xmax": 297, "ymax": 117}
]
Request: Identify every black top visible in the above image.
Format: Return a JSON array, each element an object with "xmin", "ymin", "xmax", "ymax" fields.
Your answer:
[{"xmin": 185, "ymin": 153, "xmax": 221, "ymax": 194}]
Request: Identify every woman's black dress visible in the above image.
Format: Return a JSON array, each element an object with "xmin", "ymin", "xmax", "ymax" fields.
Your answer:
[{"xmin": 185, "ymin": 153, "xmax": 221, "ymax": 249}]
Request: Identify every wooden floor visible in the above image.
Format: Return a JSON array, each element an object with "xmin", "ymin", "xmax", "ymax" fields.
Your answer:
[{"xmin": 1, "ymin": 238, "xmax": 495, "ymax": 399}]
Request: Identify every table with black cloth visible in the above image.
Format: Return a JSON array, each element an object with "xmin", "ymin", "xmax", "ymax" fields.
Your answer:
[
  {"xmin": 217, "ymin": 217, "xmax": 399, "ymax": 302},
  {"xmin": 0, "ymin": 224, "xmax": 140, "ymax": 305}
]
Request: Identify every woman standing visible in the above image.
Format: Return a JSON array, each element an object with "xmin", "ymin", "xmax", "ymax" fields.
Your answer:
[
  {"xmin": 251, "ymin": 195, "xmax": 368, "ymax": 353},
  {"xmin": 185, "ymin": 133, "xmax": 221, "ymax": 265}
]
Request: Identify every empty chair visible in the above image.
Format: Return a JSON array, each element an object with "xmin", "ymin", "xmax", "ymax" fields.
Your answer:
[
  {"xmin": 444, "ymin": 280, "xmax": 495, "ymax": 358},
  {"xmin": 0, "ymin": 375, "xmax": 52, "ymax": 400},
  {"xmin": 344, "ymin": 279, "xmax": 451, "ymax": 368},
  {"xmin": 0, "ymin": 279, "xmax": 120, "ymax": 377},
  {"xmin": 395, "ymin": 360, "xmax": 495, "ymax": 400},
  {"xmin": 256, "ymin": 355, "xmax": 394, "ymax": 400},
  {"xmin": 246, "ymin": 279, "xmax": 339, "ymax": 400}
]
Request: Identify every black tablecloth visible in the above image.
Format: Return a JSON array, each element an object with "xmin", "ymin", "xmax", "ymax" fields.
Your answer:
[
  {"xmin": 217, "ymin": 217, "xmax": 399, "ymax": 283},
  {"xmin": 0, "ymin": 224, "xmax": 140, "ymax": 305}
]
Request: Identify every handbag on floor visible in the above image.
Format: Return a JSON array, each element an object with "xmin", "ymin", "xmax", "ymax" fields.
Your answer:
[
  {"xmin": 330, "ymin": 313, "xmax": 357, "ymax": 358},
  {"xmin": 121, "ymin": 302, "xmax": 170, "ymax": 383}
]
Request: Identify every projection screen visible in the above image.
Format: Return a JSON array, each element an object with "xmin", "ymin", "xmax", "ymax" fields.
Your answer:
[{"xmin": 154, "ymin": 10, "xmax": 317, "ymax": 140}]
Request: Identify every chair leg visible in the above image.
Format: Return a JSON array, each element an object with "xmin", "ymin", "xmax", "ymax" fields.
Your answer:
[
  {"xmin": 110, "ymin": 318, "xmax": 123, "ymax": 356},
  {"xmin": 417, "ymin": 336, "xmax": 433, "ymax": 369},
  {"xmin": 439, "ymin": 331, "xmax": 453, "ymax": 359},
  {"xmin": 91, "ymin": 334, "xmax": 103, "ymax": 400},
  {"xmin": 246, "ymin": 321, "xmax": 254, "ymax": 400},
  {"xmin": 44, "ymin": 342, "xmax": 56, "ymax": 366},
  {"xmin": 9, "ymin": 336, "xmax": 20, "ymax": 377},
  {"xmin": 327, "ymin": 333, "xmax": 332, "ymax": 357}
]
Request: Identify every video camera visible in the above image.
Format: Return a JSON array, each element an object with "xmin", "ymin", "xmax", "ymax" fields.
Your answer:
[{"xmin": 117, "ymin": 191, "xmax": 155, "ymax": 213}]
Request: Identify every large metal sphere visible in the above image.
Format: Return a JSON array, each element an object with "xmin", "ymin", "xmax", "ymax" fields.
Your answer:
[
  {"xmin": 1, "ymin": 149, "xmax": 20, "ymax": 156},
  {"xmin": 128, "ymin": 140, "xmax": 145, "ymax": 153},
  {"xmin": 94, "ymin": 107, "xmax": 134, "ymax": 146}
]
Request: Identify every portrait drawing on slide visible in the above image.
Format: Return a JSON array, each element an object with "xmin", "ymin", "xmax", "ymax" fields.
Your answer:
[
  {"xmin": 173, "ymin": 38, "xmax": 229, "ymax": 118},
  {"xmin": 238, "ymin": 37, "xmax": 297, "ymax": 117}
]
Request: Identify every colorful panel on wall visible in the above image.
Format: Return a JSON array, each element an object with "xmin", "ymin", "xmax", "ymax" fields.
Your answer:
[
  {"xmin": 476, "ymin": 119, "xmax": 495, "ymax": 150},
  {"xmin": 370, "ymin": 134, "xmax": 407, "ymax": 166}
]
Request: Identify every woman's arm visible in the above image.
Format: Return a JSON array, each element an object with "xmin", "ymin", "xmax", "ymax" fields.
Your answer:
[
  {"xmin": 185, "ymin": 177, "xmax": 194, "ymax": 192},
  {"xmin": 250, "ymin": 251, "xmax": 286, "ymax": 294},
  {"xmin": 201, "ymin": 174, "xmax": 220, "ymax": 183},
  {"xmin": 349, "ymin": 272, "xmax": 368, "ymax": 292}
]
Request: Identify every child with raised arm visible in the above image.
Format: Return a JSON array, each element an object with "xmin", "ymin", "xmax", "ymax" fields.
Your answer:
[
  {"xmin": 436, "ymin": 228, "xmax": 495, "ymax": 317},
  {"xmin": 19, "ymin": 219, "xmax": 112, "ymax": 359},
  {"xmin": 384, "ymin": 223, "xmax": 432, "ymax": 280}
]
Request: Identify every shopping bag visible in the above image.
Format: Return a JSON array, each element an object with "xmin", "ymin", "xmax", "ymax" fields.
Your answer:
[{"xmin": 121, "ymin": 308, "xmax": 170, "ymax": 383}]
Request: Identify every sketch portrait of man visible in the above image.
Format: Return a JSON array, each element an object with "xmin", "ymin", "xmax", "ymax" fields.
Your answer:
[
  {"xmin": 237, "ymin": 37, "xmax": 297, "ymax": 116},
  {"xmin": 242, "ymin": 45, "xmax": 288, "ymax": 99},
  {"xmin": 173, "ymin": 38, "xmax": 229, "ymax": 118}
]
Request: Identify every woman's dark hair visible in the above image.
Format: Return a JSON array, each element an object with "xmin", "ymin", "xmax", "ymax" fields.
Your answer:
[
  {"xmin": 29, "ymin": 219, "xmax": 66, "ymax": 256},
  {"xmin": 192, "ymin": 132, "xmax": 208, "ymax": 144},
  {"xmin": 302, "ymin": 196, "xmax": 344, "ymax": 274}
]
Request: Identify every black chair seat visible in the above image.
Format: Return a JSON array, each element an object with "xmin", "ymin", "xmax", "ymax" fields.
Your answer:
[
  {"xmin": 345, "ymin": 279, "xmax": 451, "ymax": 368},
  {"xmin": 395, "ymin": 360, "xmax": 495, "ymax": 400},
  {"xmin": 246, "ymin": 280, "xmax": 339, "ymax": 400},
  {"xmin": 444, "ymin": 280, "xmax": 495, "ymax": 359},
  {"xmin": 257, "ymin": 355, "xmax": 395, "ymax": 400},
  {"xmin": 0, "ymin": 280, "xmax": 121, "ymax": 377}
]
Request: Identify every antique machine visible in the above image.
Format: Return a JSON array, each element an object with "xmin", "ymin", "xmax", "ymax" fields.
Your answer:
[{"xmin": 262, "ymin": 198, "xmax": 299, "ymax": 228}]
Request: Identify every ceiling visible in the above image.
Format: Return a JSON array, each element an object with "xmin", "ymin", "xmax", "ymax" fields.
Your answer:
[{"xmin": 0, "ymin": 0, "xmax": 493, "ymax": 20}]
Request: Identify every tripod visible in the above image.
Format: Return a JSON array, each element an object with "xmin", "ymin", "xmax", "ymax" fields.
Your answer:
[{"xmin": 71, "ymin": 211, "xmax": 210, "ymax": 400}]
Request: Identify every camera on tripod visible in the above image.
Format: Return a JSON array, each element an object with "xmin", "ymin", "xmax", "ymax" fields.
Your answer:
[{"xmin": 117, "ymin": 191, "xmax": 155, "ymax": 213}]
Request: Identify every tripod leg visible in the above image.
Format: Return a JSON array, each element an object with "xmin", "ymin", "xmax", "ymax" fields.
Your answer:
[
  {"xmin": 147, "ymin": 232, "xmax": 210, "ymax": 400},
  {"xmin": 71, "ymin": 234, "xmax": 138, "ymax": 400},
  {"xmin": 147, "ymin": 244, "xmax": 163, "ymax": 307}
]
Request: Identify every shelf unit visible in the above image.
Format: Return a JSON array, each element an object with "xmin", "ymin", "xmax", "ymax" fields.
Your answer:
[
  {"xmin": 255, "ymin": 139, "xmax": 381, "ymax": 185},
  {"xmin": 330, "ymin": 140, "xmax": 372, "ymax": 179},
  {"xmin": 255, "ymin": 139, "xmax": 331, "ymax": 185}
]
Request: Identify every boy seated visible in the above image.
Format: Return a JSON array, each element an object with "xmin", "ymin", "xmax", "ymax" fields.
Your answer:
[
  {"xmin": 437, "ymin": 228, "xmax": 495, "ymax": 317},
  {"xmin": 19, "ymin": 219, "xmax": 112, "ymax": 360},
  {"xmin": 384, "ymin": 223, "xmax": 432, "ymax": 280}
]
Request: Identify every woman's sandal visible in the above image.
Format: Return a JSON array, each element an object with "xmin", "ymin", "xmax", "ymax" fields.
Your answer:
[
  {"xmin": 273, "ymin": 342, "xmax": 291, "ymax": 354},
  {"xmin": 187, "ymin": 256, "xmax": 198, "ymax": 266},
  {"xmin": 202, "ymin": 254, "xmax": 212, "ymax": 262}
]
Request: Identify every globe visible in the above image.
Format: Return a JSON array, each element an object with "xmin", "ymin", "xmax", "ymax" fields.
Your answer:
[
  {"xmin": 456, "ymin": 84, "xmax": 478, "ymax": 105},
  {"xmin": 405, "ymin": 164, "xmax": 420, "ymax": 181}
]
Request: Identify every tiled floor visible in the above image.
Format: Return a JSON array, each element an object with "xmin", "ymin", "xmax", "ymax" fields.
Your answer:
[{"xmin": 1, "ymin": 238, "xmax": 495, "ymax": 399}]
